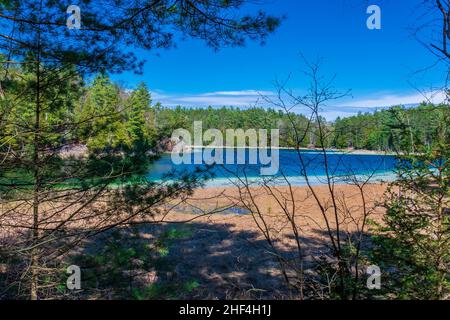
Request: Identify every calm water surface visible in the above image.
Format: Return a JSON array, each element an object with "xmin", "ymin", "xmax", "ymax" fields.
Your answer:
[{"xmin": 146, "ymin": 149, "xmax": 398, "ymax": 187}]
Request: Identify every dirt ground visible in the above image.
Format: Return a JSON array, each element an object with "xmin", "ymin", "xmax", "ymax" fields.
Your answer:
[
  {"xmin": 133, "ymin": 183, "xmax": 388, "ymax": 299},
  {"xmin": 0, "ymin": 183, "xmax": 389, "ymax": 299},
  {"xmin": 165, "ymin": 183, "xmax": 387, "ymax": 231}
]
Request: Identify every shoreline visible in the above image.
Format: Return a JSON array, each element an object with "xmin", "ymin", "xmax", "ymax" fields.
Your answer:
[
  {"xmin": 165, "ymin": 183, "xmax": 389, "ymax": 231},
  {"xmin": 165, "ymin": 145, "xmax": 395, "ymax": 156},
  {"xmin": 149, "ymin": 171, "xmax": 397, "ymax": 189}
]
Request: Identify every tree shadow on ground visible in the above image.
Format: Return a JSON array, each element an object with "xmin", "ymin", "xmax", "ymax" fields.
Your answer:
[
  {"xmin": 0, "ymin": 218, "xmax": 377, "ymax": 300},
  {"xmin": 72, "ymin": 221, "xmax": 287, "ymax": 299},
  {"xmin": 70, "ymin": 219, "xmax": 377, "ymax": 300}
]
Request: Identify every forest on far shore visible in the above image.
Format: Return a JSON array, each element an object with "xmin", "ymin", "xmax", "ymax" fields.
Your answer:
[
  {"xmin": 4, "ymin": 68, "xmax": 445, "ymax": 155},
  {"xmin": 5, "ymin": 54, "xmax": 446, "ymax": 155},
  {"xmin": 157, "ymin": 101, "xmax": 448, "ymax": 152}
]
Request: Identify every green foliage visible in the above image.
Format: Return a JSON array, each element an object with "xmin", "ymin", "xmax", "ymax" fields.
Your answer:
[
  {"xmin": 333, "ymin": 104, "xmax": 449, "ymax": 151},
  {"xmin": 369, "ymin": 106, "xmax": 449, "ymax": 299},
  {"xmin": 0, "ymin": 0, "xmax": 281, "ymax": 300},
  {"xmin": 76, "ymin": 78, "xmax": 158, "ymax": 152},
  {"xmin": 132, "ymin": 280, "xmax": 200, "ymax": 300},
  {"xmin": 155, "ymin": 106, "xmax": 314, "ymax": 147},
  {"xmin": 154, "ymin": 103, "xmax": 449, "ymax": 151},
  {"xmin": 0, "ymin": 62, "xmax": 82, "ymax": 154},
  {"xmin": 126, "ymin": 82, "xmax": 158, "ymax": 149},
  {"xmin": 76, "ymin": 75, "xmax": 127, "ymax": 150},
  {"xmin": 70, "ymin": 226, "xmax": 198, "ymax": 299},
  {"xmin": 0, "ymin": 1, "xmax": 282, "ymax": 75}
]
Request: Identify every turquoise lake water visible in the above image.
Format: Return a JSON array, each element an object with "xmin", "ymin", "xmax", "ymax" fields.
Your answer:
[{"xmin": 146, "ymin": 149, "xmax": 398, "ymax": 187}]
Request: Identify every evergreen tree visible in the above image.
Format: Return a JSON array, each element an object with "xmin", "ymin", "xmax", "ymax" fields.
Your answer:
[
  {"xmin": 0, "ymin": 0, "xmax": 280, "ymax": 299},
  {"xmin": 126, "ymin": 82, "xmax": 156, "ymax": 149},
  {"xmin": 370, "ymin": 105, "xmax": 449, "ymax": 299}
]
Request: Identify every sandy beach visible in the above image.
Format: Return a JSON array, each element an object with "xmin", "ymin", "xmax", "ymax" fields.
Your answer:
[
  {"xmin": 141, "ymin": 183, "xmax": 389, "ymax": 298},
  {"xmin": 0, "ymin": 182, "xmax": 389, "ymax": 299},
  {"xmin": 164, "ymin": 183, "xmax": 388, "ymax": 234}
]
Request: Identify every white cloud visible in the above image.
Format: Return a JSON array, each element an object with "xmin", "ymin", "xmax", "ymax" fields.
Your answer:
[
  {"xmin": 315, "ymin": 90, "xmax": 447, "ymax": 120},
  {"xmin": 152, "ymin": 89, "xmax": 272, "ymax": 107},
  {"xmin": 337, "ymin": 90, "xmax": 446, "ymax": 109},
  {"xmin": 202, "ymin": 90, "xmax": 272, "ymax": 97},
  {"xmin": 150, "ymin": 89, "xmax": 447, "ymax": 120}
]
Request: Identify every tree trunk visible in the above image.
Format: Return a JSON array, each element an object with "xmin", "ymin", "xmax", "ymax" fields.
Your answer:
[{"xmin": 30, "ymin": 7, "xmax": 42, "ymax": 299}]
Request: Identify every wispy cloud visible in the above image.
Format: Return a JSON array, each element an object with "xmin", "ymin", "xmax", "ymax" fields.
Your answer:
[
  {"xmin": 152, "ymin": 90, "xmax": 272, "ymax": 107},
  {"xmin": 151, "ymin": 89, "xmax": 447, "ymax": 120},
  {"xmin": 315, "ymin": 91, "xmax": 447, "ymax": 120},
  {"xmin": 336, "ymin": 91, "xmax": 446, "ymax": 109}
]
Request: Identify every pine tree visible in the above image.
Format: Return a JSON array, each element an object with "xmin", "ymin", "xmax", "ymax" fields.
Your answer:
[
  {"xmin": 370, "ymin": 105, "xmax": 449, "ymax": 299},
  {"xmin": 126, "ymin": 82, "xmax": 156, "ymax": 149},
  {"xmin": 0, "ymin": 0, "xmax": 281, "ymax": 299}
]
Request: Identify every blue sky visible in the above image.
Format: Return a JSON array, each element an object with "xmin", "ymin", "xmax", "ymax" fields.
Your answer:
[{"xmin": 112, "ymin": 0, "xmax": 448, "ymax": 119}]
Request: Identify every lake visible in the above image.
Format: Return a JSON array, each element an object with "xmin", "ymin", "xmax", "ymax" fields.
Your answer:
[{"xmin": 146, "ymin": 149, "xmax": 398, "ymax": 187}]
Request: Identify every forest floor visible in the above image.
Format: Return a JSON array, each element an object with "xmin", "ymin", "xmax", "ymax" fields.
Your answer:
[
  {"xmin": 137, "ymin": 183, "xmax": 388, "ymax": 299},
  {"xmin": 0, "ymin": 183, "xmax": 389, "ymax": 299}
]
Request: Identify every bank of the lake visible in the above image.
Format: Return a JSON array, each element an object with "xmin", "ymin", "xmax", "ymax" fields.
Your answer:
[{"xmin": 148, "ymin": 148, "xmax": 398, "ymax": 187}]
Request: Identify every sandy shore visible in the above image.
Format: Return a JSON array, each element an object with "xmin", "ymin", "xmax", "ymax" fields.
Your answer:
[
  {"xmin": 165, "ymin": 183, "xmax": 388, "ymax": 235},
  {"xmin": 160, "ymin": 183, "xmax": 389, "ymax": 261},
  {"xmin": 166, "ymin": 146, "xmax": 394, "ymax": 156},
  {"xmin": 0, "ymin": 183, "xmax": 389, "ymax": 299},
  {"xmin": 138, "ymin": 183, "xmax": 388, "ymax": 298}
]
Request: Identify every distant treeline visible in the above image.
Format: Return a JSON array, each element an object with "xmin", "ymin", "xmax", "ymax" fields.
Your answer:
[
  {"xmin": 4, "ymin": 70, "xmax": 445, "ymax": 154},
  {"xmin": 63, "ymin": 74, "xmax": 450, "ymax": 152},
  {"xmin": 77, "ymin": 74, "xmax": 450, "ymax": 152},
  {"xmin": 156, "ymin": 103, "xmax": 449, "ymax": 151}
]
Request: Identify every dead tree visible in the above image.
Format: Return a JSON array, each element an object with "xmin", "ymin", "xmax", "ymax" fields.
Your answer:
[{"xmin": 226, "ymin": 59, "xmax": 382, "ymax": 299}]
